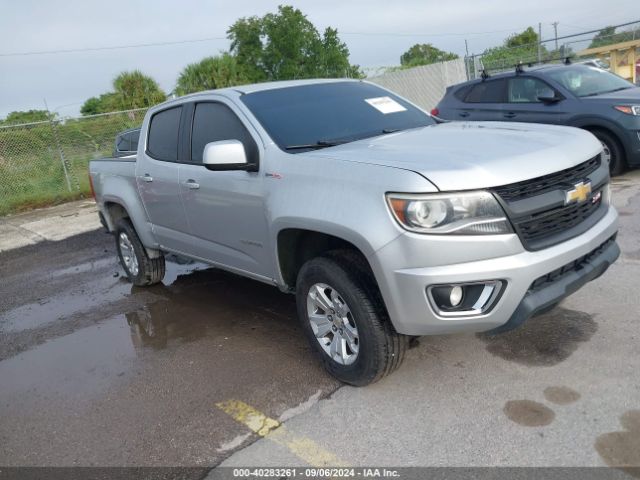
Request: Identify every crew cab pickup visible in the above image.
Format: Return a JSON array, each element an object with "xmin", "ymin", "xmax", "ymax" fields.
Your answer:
[{"xmin": 89, "ymin": 79, "xmax": 620, "ymax": 386}]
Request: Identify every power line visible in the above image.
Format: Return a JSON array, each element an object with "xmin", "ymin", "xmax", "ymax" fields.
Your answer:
[
  {"xmin": 1, "ymin": 18, "xmax": 638, "ymax": 58},
  {"xmin": 341, "ymin": 27, "xmax": 530, "ymax": 37},
  {"xmin": 0, "ymin": 35, "xmax": 228, "ymax": 57},
  {"xmin": 0, "ymin": 27, "xmax": 531, "ymax": 58}
]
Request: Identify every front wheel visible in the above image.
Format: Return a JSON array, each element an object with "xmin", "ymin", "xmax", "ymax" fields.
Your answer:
[
  {"xmin": 296, "ymin": 251, "xmax": 408, "ymax": 386},
  {"xmin": 115, "ymin": 218, "xmax": 165, "ymax": 286},
  {"xmin": 590, "ymin": 129, "xmax": 625, "ymax": 176}
]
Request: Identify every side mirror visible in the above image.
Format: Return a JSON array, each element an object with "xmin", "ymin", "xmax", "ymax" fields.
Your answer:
[
  {"xmin": 537, "ymin": 89, "xmax": 561, "ymax": 104},
  {"xmin": 203, "ymin": 140, "xmax": 254, "ymax": 171}
]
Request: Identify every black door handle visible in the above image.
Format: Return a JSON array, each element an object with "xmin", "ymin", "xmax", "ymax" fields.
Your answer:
[
  {"xmin": 503, "ymin": 112, "xmax": 517, "ymax": 119},
  {"xmin": 459, "ymin": 112, "xmax": 470, "ymax": 118}
]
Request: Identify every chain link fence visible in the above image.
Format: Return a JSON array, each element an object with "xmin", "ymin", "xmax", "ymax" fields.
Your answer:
[
  {"xmin": 369, "ymin": 59, "xmax": 467, "ymax": 112},
  {"xmin": 465, "ymin": 20, "xmax": 640, "ymax": 80},
  {"xmin": 0, "ymin": 108, "xmax": 148, "ymax": 216}
]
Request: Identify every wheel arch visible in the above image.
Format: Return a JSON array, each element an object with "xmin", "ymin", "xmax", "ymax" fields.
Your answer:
[
  {"xmin": 276, "ymin": 226, "xmax": 376, "ymax": 292},
  {"xmin": 101, "ymin": 198, "xmax": 160, "ymax": 256},
  {"xmin": 569, "ymin": 116, "xmax": 629, "ymax": 164}
]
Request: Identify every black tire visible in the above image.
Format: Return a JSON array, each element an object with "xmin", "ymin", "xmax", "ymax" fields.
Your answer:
[
  {"xmin": 589, "ymin": 128, "xmax": 626, "ymax": 176},
  {"xmin": 296, "ymin": 250, "xmax": 408, "ymax": 386},
  {"xmin": 115, "ymin": 218, "xmax": 165, "ymax": 286}
]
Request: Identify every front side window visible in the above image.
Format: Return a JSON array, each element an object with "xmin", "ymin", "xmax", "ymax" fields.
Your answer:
[
  {"xmin": 546, "ymin": 66, "xmax": 633, "ymax": 97},
  {"xmin": 191, "ymin": 102, "xmax": 258, "ymax": 164},
  {"xmin": 147, "ymin": 107, "xmax": 182, "ymax": 161},
  {"xmin": 464, "ymin": 79, "xmax": 507, "ymax": 103},
  {"xmin": 507, "ymin": 77, "xmax": 554, "ymax": 103},
  {"xmin": 240, "ymin": 82, "xmax": 434, "ymax": 153}
]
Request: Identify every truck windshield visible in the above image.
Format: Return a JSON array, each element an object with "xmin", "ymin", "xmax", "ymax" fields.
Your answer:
[
  {"xmin": 546, "ymin": 66, "xmax": 634, "ymax": 98},
  {"xmin": 240, "ymin": 81, "xmax": 434, "ymax": 153}
]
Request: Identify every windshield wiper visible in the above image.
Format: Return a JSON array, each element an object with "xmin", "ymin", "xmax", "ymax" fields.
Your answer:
[
  {"xmin": 581, "ymin": 86, "xmax": 633, "ymax": 97},
  {"xmin": 285, "ymin": 129, "xmax": 406, "ymax": 150},
  {"xmin": 284, "ymin": 140, "xmax": 347, "ymax": 150}
]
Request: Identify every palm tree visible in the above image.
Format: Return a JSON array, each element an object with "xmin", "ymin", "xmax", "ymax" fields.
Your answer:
[{"xmin": 175, "ymin": 54, "xmax": 249, "ymax": 96}]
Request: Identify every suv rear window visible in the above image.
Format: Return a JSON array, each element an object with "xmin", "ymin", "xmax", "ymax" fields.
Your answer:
[
  {"xmin": 147, "ymin": 106, "xmax": 182, "ymax": 161},
  {"xmin": 464, "ymin": 79, "xmax": 506, "ymax": 103}
]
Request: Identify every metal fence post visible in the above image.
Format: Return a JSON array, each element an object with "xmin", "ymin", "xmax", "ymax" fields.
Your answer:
[{"xmin": 48, "ymin": 115, "xmax": 74, "ymax": 192}]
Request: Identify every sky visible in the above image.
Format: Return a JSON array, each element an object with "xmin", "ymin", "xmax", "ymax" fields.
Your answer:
[{"xmin": 0, "ymin": 0, "xmax": 636, "ymax": 118}]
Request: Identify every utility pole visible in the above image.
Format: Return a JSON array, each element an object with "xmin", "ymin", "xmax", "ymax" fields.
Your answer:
[
  {"xmin": 552, "ymin": 21, "xmax": 559, "ymax": 51},
  {"xmin": 538, "ymin": 23, "xmax": 542, "ymax": 62},
  {"xmin": 464, "ymin": 39, "xmax": 470, "ymax": 80}
]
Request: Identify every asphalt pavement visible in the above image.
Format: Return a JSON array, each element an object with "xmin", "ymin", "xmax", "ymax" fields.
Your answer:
[{"xmin": 1, "ymin": 171, "xmax": 639, "ymax": 475}]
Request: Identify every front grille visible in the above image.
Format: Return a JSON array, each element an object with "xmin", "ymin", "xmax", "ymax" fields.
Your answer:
[
  {"xmin": 529, "ymin": 235, "xmax": 616, "ymax": 292},
  {"xmin": 493, "ymin": 156, "xmax": 601, "ymax": 202},
  {"xmin": 517, "ymin": 192, "xmax": 602, "ymax": 243},
  {"xmin": 491, "ymin": 155, "xmax": 607, "ymax": 251}
]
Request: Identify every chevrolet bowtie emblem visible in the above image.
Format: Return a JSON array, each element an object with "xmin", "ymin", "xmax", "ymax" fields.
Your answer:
[{"xmin": 565, "ymin": 181, "xmax": 592, "ymax": 205}]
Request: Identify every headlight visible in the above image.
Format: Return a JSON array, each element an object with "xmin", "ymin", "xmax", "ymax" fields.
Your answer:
[
  {"xmin": 386, "ymin": 191, "xmax": 513, "ymax": 235},
  {"xmin": 614, "ymin": 105, "xmax": 640, "ymax": 115}
]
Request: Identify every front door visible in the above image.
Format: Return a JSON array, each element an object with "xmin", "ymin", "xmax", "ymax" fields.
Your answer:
[
  {"xmin": 502, "ymin": 76, "xmax": 572, "ymax": 125},
  {"xmin": 178, "ymin": 101, "xmax": 272, "ymax": 279}
]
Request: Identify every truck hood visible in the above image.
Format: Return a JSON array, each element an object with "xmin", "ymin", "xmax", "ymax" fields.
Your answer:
[{"xmin": 307, "ymin": 122, "xmax": 602, "ymax": 191}]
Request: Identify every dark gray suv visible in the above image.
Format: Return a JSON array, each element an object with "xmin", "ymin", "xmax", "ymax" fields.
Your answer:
[{"xmin": 433, "ymin": 64, "xmax": 640, "ymax": 175}]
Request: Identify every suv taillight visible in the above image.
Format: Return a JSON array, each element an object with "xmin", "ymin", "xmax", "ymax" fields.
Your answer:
[{"xmin": 430, "ymin": 108, "xmax": 439, "ymax": 116}]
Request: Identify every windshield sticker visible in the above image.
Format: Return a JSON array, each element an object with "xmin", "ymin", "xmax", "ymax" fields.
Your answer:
[{"xmin": 364, "ymin": 96, "xmax": 407, "ymax": 114}]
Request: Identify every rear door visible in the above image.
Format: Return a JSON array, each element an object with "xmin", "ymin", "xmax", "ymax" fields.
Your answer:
[
  {"xmin": 136, "ymin": 105, "xmax": 191, "ymax": 252},
  {"xmin": 455, "ymin": 78, "xmax": 507, "ymax": 121},
  {"xmin": 178, "ymin": 100, "xmax": 272, "ymax": 279},
  {"xmin": 502, "ymin": 76, "xmax": 572, "ymax": 124}
]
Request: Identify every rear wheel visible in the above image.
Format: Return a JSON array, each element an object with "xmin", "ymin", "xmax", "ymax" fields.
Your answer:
[
  {"xmin": 296, "ymin": 251, "xmax": 408, "ymax": 386},
  {"xmin": 589, "ymin": 129, "xmax": 625, "ymax": 176},
  {"xmin": 115, "ymin": 219, "xmax": 165, "ymax": 286}
]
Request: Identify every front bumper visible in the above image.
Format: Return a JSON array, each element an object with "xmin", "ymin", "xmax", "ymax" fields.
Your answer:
[{"xmin": 369, "ymin": 205, "xmax": 619, "ymax": 336}]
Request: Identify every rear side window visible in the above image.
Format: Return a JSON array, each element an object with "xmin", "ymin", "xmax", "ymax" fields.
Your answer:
[
  {"xmin": 191, "ymin": 102, "xmax": 258, "ymax": 164},
  {"xmin": 464, "ymin": 79, "xmax": 506, "ymax": 103},
  {"xmin": 453, "ymin": 85, "xmax": 473, "ymax": 101},
  {"xmin": 147, "ymin": 106, "xmax": 182, "ymax": 161},
  {"xmin": 115, "ymin": 129, "xmax": 140, "ymax": 154}
]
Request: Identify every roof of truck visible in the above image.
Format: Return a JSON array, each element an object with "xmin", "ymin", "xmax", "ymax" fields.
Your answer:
[{"xmin": 178, "ymin": 78, "xmax": 361, "ymax": 100}]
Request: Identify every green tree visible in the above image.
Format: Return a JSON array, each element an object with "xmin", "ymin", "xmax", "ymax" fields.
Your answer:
[
  {"xmin": 227, "ymin": 15, "xmax": 268, "ymax": 82},
  {"xmin": 80, "ymin": 97, "xmax": 102, "ymax": 116},
  {"xmin": 589, "ymin": 26, "xmax": 640, "ymax": 49},
  {"xmin": 1, "ymin": 109, "xmax": 51, "ymax": 125},
  {"xmin": 111, "ymin": 70, "xmax": 166, "ymax": 110},
  {"xmin": 505, "ymin": 27, "xmax": 538, "ymax": 48},
  {"xmin": 227, "ymin": 5, "xmax": 361, "ymax": 81},
  {"xmin": 80, "ymin": 71, "xmax": 165, "ymax": 115},
  {"xmin": 481, "ymin": 26, "xmax": 546, "ymax": 71},
  {"xmin": 175, "ymin": 54, "xmax": 250, "ymax": 96},
  {"xmin": 400, "ymin": 43, "xmax": 459, "ymax": 67}
]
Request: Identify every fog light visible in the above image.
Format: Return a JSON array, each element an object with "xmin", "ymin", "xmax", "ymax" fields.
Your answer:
[
  {"xmin": 427, "ymin": 281, "xmax": 504, "ymax": 317},
  {"xmin": 450, "ymin": 286, "xmax": 463, "ymax": 307}
]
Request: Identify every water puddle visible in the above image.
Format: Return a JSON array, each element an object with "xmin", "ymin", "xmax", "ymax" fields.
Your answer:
[
  {"xmin": 0, "ymin": 276, "xmax": 132, "ymax": 332},
  {"xmin": 543, "ymin": 386, "xmax": 581, "ymax": 405},
  {"xmin": 503, "ymin": 400, "xmax": 555, "ymax": 427},
  {"xmin": 595, "ymin": 410, "xmax": 640, "ymax": 478},
  {"xmin": 478, "ymin": 307, "xmax": 597, "ymax": 366},
  {"xmin": 0, "ymin": 316, "xmax": 136, "ymax": 401}
]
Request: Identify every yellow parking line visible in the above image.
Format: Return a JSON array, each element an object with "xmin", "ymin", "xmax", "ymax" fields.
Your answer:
[{"xmin": 216, "ymin": 399, "xmax": 349, "ymax": 467}]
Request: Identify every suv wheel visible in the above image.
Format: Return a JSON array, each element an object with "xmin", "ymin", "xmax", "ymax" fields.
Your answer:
[
  {"xmin": 296, "ymin": 251, "xmax": 408, "ymax": 386},
  {"xmin": 590, "ymin": 129, "xmax": 625, "ymax": 176},
  {"xmin": 115, "ymin": 219, "xmax": 165, "ymax": 286}
]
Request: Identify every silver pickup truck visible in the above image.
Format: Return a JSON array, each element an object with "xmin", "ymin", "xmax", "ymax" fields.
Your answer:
[{"xmin": 89, "ymin": 79, "xmax": 620, "ymax": 386}]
